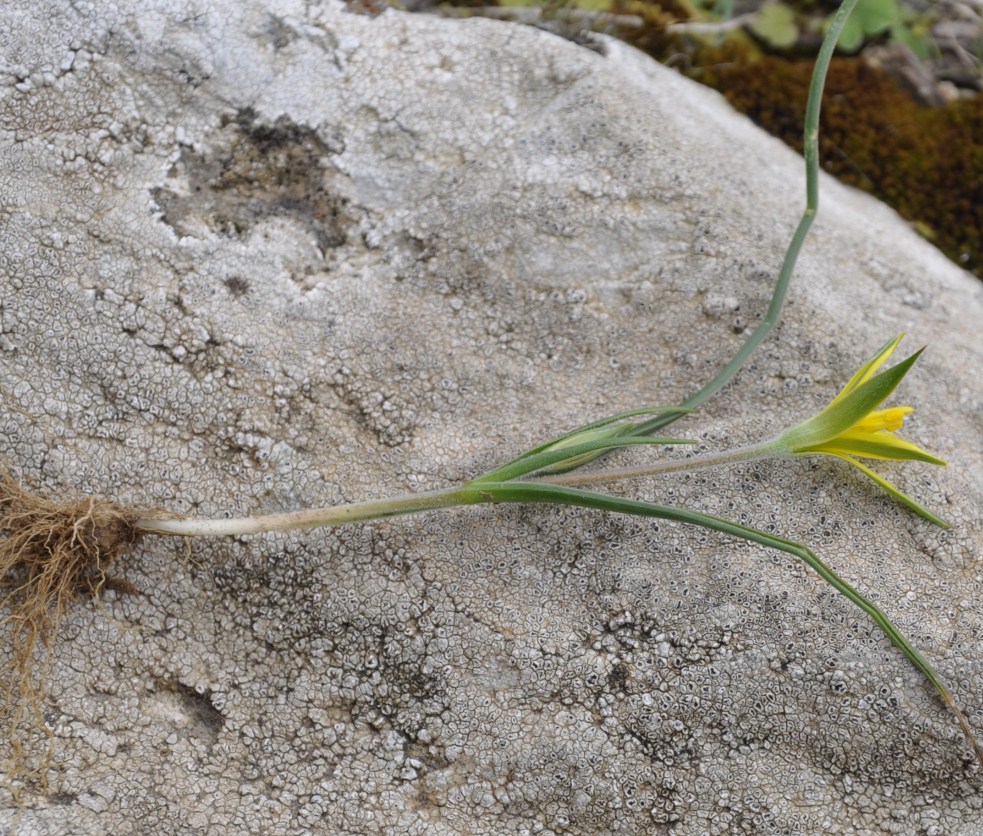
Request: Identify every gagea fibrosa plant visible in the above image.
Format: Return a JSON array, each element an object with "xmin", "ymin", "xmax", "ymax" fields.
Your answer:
[{"xmin": 2, "ymin": 0, "xmax": 980, "ymax": 774}]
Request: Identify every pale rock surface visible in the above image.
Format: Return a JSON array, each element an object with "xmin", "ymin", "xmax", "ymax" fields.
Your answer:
[{"xmin": 2, "ymin": 1, "xmax": 983, "ymax": 833}]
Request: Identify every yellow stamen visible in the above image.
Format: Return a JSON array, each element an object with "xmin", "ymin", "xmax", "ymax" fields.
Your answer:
[{"xmin": 853, "ymin": 405, "xmax": 913, "ymax": 434}]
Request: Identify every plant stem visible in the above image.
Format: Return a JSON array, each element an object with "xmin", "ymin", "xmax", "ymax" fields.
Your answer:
[
  {"xmin": 135, "ymin": 441, "xmax": 779, "ymax": 537},
  {"xmin": 136, "ymin": 486, "xmax": 474, "ymax": 537}
]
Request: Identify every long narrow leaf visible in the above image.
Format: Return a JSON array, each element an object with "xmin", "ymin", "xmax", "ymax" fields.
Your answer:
[
  {"xmin": 501, "ymin": 406, "xmax": 690, "ymax": 465},
  {"xmin": 473, "ymin": 436, "xmax": 692, "ymax": 483},
  {"xmin": 480, "ymin": 407, "xmax": 691, "ymax": 483},
  {"xmin": 464, "ymin": 480, "xmax": 981, "ymax": 763},
  {"xmin": 629, "ymin": 0, "xmax": 863, "ymax": 442}
]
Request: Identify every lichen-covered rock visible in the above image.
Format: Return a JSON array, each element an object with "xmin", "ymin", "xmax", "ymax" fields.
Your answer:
[{"xmin": 2, "ymin": 1, "xmax": 982, "ymax": 833}]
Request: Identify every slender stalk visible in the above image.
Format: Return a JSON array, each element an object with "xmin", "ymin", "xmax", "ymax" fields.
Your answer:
[
  {"xmin": 531, "ymin": 440, "xmax": 779, "ymax": 488},
  {"xmin": 136, "ymin": 486, "xmax": 472, "ymax": 537},
  {"xmin": 630, "ymin": 0, "xmax": 861, "ymax": 438}
]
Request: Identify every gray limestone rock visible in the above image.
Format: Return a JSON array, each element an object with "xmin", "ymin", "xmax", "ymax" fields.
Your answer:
[{"xmin": 2, "ymin": 0, "xmax": 982, "ymax": 833}]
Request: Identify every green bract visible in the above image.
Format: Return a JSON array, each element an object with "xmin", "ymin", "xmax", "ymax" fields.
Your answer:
[{"xmin": 769, "ymin": 335, "xmax": 948, "ymax": 526}]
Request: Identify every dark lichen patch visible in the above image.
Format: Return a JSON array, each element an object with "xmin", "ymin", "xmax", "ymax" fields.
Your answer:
[
  {"xmin": 178, "ymin": 683, "xmax": 225, "ymax": 738},
  {"xmin": 48, "ymin": 792, "xmax": 78, "ymax": 805},
  {"xmin": 152, "ymin": 108, "xmax": 352, "ymax": 253},
  {"xmin": 606, "ymin": 660, "xmax": 629, "ymax": 693},
  {"xmin": 139, "ymin": 680, "xmax": 225, "ymax": 749},
  {"xmin": 261, "ymin": 14, "xmax": 298, "ymax": 51},
  {"xmin": 223, "ymin": 275, "xmax": 250, "ymax": 298}
]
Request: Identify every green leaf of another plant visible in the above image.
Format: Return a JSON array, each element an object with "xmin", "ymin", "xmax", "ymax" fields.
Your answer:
[
  {"xmin": 751, "ymin": 3, "xmax": 798, "ymax": 50},
  {"xmin": 836, "ymin": 13, "xmax": 865, "ymax": 52},
  {"xmin": 890, "ymin": 20, "xmax": 934, "ymax": 60},
  {"xmin": 834, "ymin": 0, "xmax": 899, "ymax": 51},
  {"xmin": 856, "ymin": 0, "xmax": 898, "ymax": 36}
]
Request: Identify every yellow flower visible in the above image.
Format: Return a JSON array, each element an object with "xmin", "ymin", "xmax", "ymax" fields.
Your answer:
[{"xmin": 773, "ymin": 335, "xmax": 948, "ymax": 526}]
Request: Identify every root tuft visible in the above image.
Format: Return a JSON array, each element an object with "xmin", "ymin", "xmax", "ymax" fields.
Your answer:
[{"xmin": 0, "ymin": 467, "xmax": 143, "ymax": 782}]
